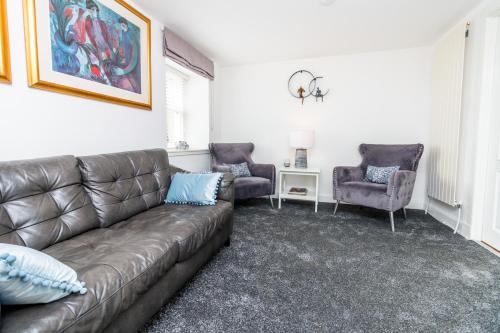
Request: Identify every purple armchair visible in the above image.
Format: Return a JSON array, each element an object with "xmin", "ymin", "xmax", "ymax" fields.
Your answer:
[
  {"xmin": 333, "ymin": 144, "xmax": 424, "ymax": 232},
  {"xmin": 209, "ymin": 143, "xmax": 276, "ymax": 207}
]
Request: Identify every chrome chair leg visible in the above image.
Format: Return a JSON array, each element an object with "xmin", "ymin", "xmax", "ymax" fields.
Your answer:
[
  {"xmin": 389, "ymin": 211, "xmax": 395, "ymax": 232},
  {"xmin": 269, "ymin": 196, "xmax": 274, "ymax": 209},
  {"xmin": 403, "ymin": 207, "xmax": 407, "ymax": 220},
  {"xmin": 333, "ymin": 201, "xmax": 339, "ymax": 216}
]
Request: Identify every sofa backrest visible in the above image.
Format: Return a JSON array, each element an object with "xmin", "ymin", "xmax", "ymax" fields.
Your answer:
[
  {"xmin": 209, "ymin": 143, "xmax": 255, "ymax": 166},
  {"xmin": 359, "ymin": 144, "xmax": 424, "ymax": 172},
  {"xmin": 77, "ymin": 149, "xmax": 170, "ymax": 227},
  {"xmin": 0, "ymin": 156, "xmax": 99, "ymax": 250}
]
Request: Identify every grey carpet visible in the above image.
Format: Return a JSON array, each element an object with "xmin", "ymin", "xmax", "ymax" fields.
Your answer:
[{"xmin": 141, "ymin": 200, "xmax": 500, "ymax": 333}]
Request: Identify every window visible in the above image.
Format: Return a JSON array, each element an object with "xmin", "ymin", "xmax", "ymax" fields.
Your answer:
[
  {"xmin": 165, "ymin": 59, "xmax": 210, "ymax": 150},
  {"xmin": 165, "ymin": 67, "xmax": 186, "ymax": 148}
]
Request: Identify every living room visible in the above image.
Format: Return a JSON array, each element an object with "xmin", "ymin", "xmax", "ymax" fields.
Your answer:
[{"xmin": 0, "ymin": 0, "xmax": 499, "ymax": 332}]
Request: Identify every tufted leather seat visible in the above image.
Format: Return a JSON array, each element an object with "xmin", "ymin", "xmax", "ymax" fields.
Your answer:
[
  {"xmin": 0, "ymin": 149, "xmax": 234, "ymax": 333},
  {"xmin": 1, "ymin": 259, "xmax": 122, "ymax": 332},
  {"xmin": 110, "ymin": 201, "xmax": 233, "ymax": 262},
  {"xmin": 1, "ymin": 227, "xmax": 179, "ymax": 332}
]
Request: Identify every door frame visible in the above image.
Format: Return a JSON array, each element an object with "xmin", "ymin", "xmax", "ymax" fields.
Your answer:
[{"xmin": 471, "ymin": 15, "xmax": 500, "ymax": 246}]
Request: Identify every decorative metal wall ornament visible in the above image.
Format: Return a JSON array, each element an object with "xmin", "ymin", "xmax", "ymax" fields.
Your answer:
[
  {"xmin": 288, "ymin": 70, "xmax": 330, "ymax": 104},
  {"xmin": 309, "ymin": 77, "xmax": 329, "ymax": 102},
  {"xmin": 288, "ymin": 70, "xmax": 315, "ymax": 105}
]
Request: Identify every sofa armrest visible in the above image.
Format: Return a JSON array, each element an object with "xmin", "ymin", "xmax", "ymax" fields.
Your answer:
[
  {"xmin": 387, "ymin": 170, "xmax": 416, "ymax": 195},
  {"xmin": 217, "ymin": 173, "xmax": 235, "ymax": 205},
  {"xmin": 249, "ymin": 163, "xmax": 275, "ymax": 180},
  {"xmin": 169, "ymin": 165, "xmax": 188, "ymax": 174},
  {"xmin": 333, "ymin": 166, "xmax": 363, "ymax": 184},
  {"xmin": 249, "ymin": 163, "xmax": 276, "ymax": 195},
  {"xmin": 387, "ymin": 170, "xmax": 417, "ymax": 210},
  {"xmin": 332, "ymin": 166, "xmax": 363, "ymax": 200}
]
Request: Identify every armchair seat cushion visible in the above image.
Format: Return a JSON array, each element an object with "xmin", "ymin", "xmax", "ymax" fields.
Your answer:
[
  {"xmin": 234, "ymin": 177, "xmax": 272, "ymax": 200},
  {"xmin": 337, "ymin": 181, "xmax": 389, "ymax": 210},
  {"xmin": 343, "ymin": 181, "xmax": 388, "ymax": 191}
]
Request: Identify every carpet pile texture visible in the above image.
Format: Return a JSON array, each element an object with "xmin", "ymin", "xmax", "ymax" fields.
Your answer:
[{"xmin": 141, "ymin": 200, "xmax": 500, "ymax": 332}]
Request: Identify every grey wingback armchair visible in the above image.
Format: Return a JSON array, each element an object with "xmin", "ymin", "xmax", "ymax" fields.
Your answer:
[
  {"xmin": 333, "ymin": 144, "xmax": 424, "ymax": 232},
  {"xmin": 209, "ymin": 143, "xmax": 276, "ymax": 206}
]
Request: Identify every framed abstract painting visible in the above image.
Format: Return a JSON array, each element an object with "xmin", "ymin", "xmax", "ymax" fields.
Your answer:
[
  {"xmin": 23, "ymin": 0, "xmax": 152, "ymax": 109},
  {"xmin": 0, "ymin": 0, "xmax": 11, "ymax": 84}
]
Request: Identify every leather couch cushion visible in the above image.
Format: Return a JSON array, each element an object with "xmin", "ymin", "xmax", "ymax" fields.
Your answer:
[
  {"xmin": 1, "ymin": 228, "xmax": 179, "ymax": 332},
  {"xmin": 0, "ymin": 156, "xmax": 99, "ymax": 250},
  {"xmin": 110, "ymin": 202, "xmax": 233, "ymax": 262},
  {"xmin": 77, "ymin": 149, "xmax": 171, "ymax": 227}
]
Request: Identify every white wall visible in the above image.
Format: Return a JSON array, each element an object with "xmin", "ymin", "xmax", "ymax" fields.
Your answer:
[
  {"xmin": 0, "ymin": 1, "xmax": 167, "ymax": 160},
  {"xmin": 214, "ymin": 47, "xmax": 432, "ymax": 208},
  {"xmin": 427, "ymin": 0, "xmax": 500, "ymax": 239}
]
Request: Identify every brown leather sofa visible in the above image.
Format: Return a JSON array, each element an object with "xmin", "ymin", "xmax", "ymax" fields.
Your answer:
[{"xmin": 0, "ymin": 149, "xmax": 234, "ymax": 333}]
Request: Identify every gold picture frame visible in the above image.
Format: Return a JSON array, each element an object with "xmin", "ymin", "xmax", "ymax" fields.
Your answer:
[
  {"xmin": 0, "ymin": 0, "xmax": 12, "ymax": 83},
  {"xmin": 23, "ymin": 0, "xmax": 152, "ymax": 110}
]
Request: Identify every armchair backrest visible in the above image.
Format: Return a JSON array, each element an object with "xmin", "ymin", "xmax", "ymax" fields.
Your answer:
[
  {"xmin": 359, "ymin": 144, "xmax": 424, "ymax": 172},
  {"xmin": 209, "ymin": 143, "xmax": 255, "ymax": 166}
]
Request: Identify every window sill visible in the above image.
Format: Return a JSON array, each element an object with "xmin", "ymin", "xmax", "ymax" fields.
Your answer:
[{"xmin": 167, "ymin": 148, "xmax": 210, "ymax": 157}]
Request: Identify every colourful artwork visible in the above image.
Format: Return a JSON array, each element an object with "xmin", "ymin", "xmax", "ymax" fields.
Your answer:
[
  {"xmin": 49, "ymin": 0, "xmax": 141, "ymax": 93},
  {"xmin": 24, "ymin": 0, "xmax": 151, "ymax": 109},
  {"xmin": 0, "ymin": 0, "xmax": 11, "ymax": 84}
]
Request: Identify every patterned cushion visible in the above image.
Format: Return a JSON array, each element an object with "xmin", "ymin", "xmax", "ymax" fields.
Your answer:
[
  {"xmin": 225, "ymin": 162, "xmax": 252, "ymax": 178},
  {"xmin": 365, "ymin": 165, "xmax": 400, "ymax": 184}
]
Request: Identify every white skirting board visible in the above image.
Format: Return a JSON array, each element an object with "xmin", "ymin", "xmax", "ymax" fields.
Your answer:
[{"xmin": 426, "ymin": 198, "xmax": 470, "ymax": 238}]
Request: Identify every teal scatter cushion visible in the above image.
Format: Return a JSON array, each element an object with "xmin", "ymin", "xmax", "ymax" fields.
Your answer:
[
  {"xmin": 365, "ymin": 165, "xmax": 400, "ymax": 184},
  {"xmin": 165, "ymin": 172, "xmax": 224, "ymax": 206},
  {"xmin": 0, "ymin": 244, "xmax": 87, "ymax": 305},
  {"xmin": 224, "ymin": 162, "xmax": 252, "ymax": 178}
]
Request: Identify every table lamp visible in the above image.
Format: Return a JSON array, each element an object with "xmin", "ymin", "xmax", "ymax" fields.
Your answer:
[{"xmin": 289, "ymin": 130, "xmax": 315, "ymax": 168}]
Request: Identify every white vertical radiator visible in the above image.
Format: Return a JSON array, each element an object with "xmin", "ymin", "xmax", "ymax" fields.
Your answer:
[{"xmin": 427, "ymin": 22, "xmax": 469, "ymax": 233}]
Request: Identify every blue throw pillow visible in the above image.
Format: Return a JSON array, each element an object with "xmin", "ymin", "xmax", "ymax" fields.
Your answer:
[
  {"xmin": 365, "ymin": 165, "xmax": 400, "ymax": 184},
  {"xmin": 224, "ymin": 162, "xmax": 252, "ymax": 178},
  {"xmin": 0, "ymin": 244, "xmax": 87, "ymax": 305},
  {"xmin": 165, "ymin": 172, "xmax": 224, "ymax": 206}
]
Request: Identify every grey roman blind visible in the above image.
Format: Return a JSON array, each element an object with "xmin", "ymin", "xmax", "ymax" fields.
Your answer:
[{"xmin": 163, "ymin": 27, "xmax": 214, "ymax": 80}]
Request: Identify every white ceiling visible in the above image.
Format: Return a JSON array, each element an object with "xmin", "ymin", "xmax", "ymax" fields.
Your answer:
[{"xmin": 136, "ymin": 0, "xmax": 481, "ymax": 66}]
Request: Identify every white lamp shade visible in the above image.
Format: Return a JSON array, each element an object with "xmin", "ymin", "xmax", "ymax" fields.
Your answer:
[{"xmin": 289, "ymin": 130, "xmax": 315, "ymax": 149}]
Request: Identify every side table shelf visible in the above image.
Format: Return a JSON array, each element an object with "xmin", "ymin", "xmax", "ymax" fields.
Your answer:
[{"xmin": 278, "ymin": 167, "xmax": 320, "ymax": 212}]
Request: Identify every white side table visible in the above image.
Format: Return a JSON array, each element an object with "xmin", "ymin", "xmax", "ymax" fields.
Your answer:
[{"xmin": 278, "ymin": 167, "xmax": 320, "ymax": 212}]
